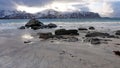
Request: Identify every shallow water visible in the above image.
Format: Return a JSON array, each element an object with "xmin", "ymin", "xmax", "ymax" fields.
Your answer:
[{"xmin": 0, "ymin": 18, "xmax": 120, "ymax": 30}]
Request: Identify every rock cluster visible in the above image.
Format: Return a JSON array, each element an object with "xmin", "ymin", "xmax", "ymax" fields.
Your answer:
[{"xmin": 19, "ymin": 19, "xmax": 57, "ymax": 30}]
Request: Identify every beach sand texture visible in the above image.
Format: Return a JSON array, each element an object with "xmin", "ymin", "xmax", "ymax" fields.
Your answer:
[{"xmin": 0, "ymin": 28, "xmax": 120, "ymax": 68}]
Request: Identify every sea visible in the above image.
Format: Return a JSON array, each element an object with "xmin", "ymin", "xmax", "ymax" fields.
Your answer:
[{"xmin": 0, "ymin": 18, "xmax": 120, "ymax": 30}]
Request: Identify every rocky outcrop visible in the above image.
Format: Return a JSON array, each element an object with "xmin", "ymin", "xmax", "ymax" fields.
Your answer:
[
  {"xmin": 85, "ymin": 32, "xmax": 110, "ymax": 38},
  {"xmin": 24, "ymin": 19, "xmax": 57, "ymax": 30},
  {"xmin": 25, "ymin": 19, "xmax": 44, "ymax": 29},
  {"xmin": 55, "ymin": 29, "xmax": 79, "ymax": 35},
  {"xmin": 38, "ymin": 32, "xmax": 53, "ymax": 39}
]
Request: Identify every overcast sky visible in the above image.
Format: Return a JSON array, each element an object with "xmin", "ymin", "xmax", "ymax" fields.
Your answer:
[{"xmin": 0, "ymin": 0, "xmax": 120, "ymax": 17}]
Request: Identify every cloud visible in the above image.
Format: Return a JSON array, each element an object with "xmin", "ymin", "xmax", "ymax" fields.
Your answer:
[
  {"xmin": 0, "ymin": 0, "xmax": 120, "ymax": 17},
  {"xmin": 13, "ymin": 0, "xmax": 53, "ymax": 7},
  {"xmin": 0, "ymin": 0, "xmax": 15, "ymax": 10},
  {"xmin": 110, "ymin": 1, "xmax": 120, "ymax": 17},
  {"xmin": 87, "ymin": 2, "xmax": 113, "ymax": 17},
  {"xmin": 0, "ymin": 0, "xmax": 53, "ymax": 10}
]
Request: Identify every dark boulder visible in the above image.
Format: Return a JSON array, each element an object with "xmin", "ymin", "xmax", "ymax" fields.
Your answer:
[
  {"xmin": 89, "ymin": 26, "xmax": 95, "ymax": 30},
  {"xmin": 113, "ymin": 51, "xmax": 120, "ymax": 56},
  {"xmin": 19, "ymin": 26, "xmax": 25, "ymax": 29},
  {"xmin": 84, "ymin": 38, "xmax": 101, "ymax": 45},
  {"xmin": 55, "ymin": 29, "xmax": 66, "ymax": 35},
  {"xmin": 38, "ymin": 32, "xmax": 53, "ymax": 39},
  {"xmin": 25, "ymin": 19, "xmax": 44, "ymax": 29},
  {"xmin": 67, "ymin": 30, "xmax": 79, "ymax": 35},
  {"xmin": 47, "ymin": 23, "xmax": 57, "ymax": 28},
  {"xmin": 85, "ymin": 32, "xmax": 110, "ymax": 38},
  {"xmin": 91, "ymin": 38, "xmax": 101, "ymax": 45},
  {"xmin": 115, "ymin": 30, "xmax": 120, "ymax": 35},
  {"xmin": 55, "ymin": 29, "xmax": 79, "ymax": 35},
  {"xmin": 78, "ymin": 28, "xmax": 88, "ymax": 31},
  {"xmin": 24, "ymin": 40, "xmax": 31, "ymax": 44}
]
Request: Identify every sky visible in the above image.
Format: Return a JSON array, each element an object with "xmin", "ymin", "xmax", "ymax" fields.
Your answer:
[{"xmin": 0, "ymin": 0, "xmax": 120, "ymax": 17}]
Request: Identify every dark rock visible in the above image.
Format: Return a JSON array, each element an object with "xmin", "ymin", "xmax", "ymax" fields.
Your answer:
[
  {"xmin": 67, "ymin": 30, "xmax": 79, "ymax": 35},
  {"xmin": 42, "ymin": 25, "xmax": 48, "ymax": 28},
  {"xmin": 115, "ymin": 30, "xmax": 120, "ymax": 35},
  {"xmin": 78, "ymin": 28, "xmax": 88, "ymax": 31},
  {"xmin": 25, "ymin": 19, "xmax": 44, "ymax": 29},
  {"xmin": 89, "ymin": 26, "xmax": 95, "ymax": 30},
  {"xmin": 69, "ymin": 54, "xmax": 75, "ymax": 57},
  {"xmin": 31, "ymin": 26, "xmax": 41, "ymax": 30},
  {"xmin": 55, "ymin": 29, "xmax": 79, "ymax": 35},
  {"xmin": 84, "ymin": 38, "xmax": 101, "ymax": 44},
  {"xmin": 59, "ymin": 51, "xmax": 65, "ymax": 55},
  {"xmin": 113, "ymin": 51, "xmax": 120, "ymax": 56},
  {"xmin": 85, "ymin": 32, "xmax": 110, "ymax": 38},
  {"xmin": 19, "ymin": 26, "xmax": 25, "ymax": 29},
  {"xmin": 55, "ymin": 29, "xmax": 66, "ymax": 35},
  {"xmin": 24, "ymin": 40, "xmax": 31, "ymax": 43},
  {"xmin": 47, "ymin": 23, "xmax": 57, "ymax": 28},
  {"xmin": 91, "ymin": 38, "xmax": 101, "ymax": 45},
  {"xmin": 39, "ymin": 32, "xmax": 53, "ymax": 39},
  {"xmin": 50, "ymin": 40, "xmax": 54, "ymax": 43},
  {"xmin": 65, "ymin": 37, "xmax": 79, "ymax": 42},
  {"xmin": 107, "ymin": 35, "xmax": 119, "ymax": 38},
  {"xmin": 115, "ymin": 43, "xmax": 120, "ymax": 45}
]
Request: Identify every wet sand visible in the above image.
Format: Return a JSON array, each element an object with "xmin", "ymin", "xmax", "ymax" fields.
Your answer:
[{"xmin": 0, "ymin": 28, "xmax": 120, "ymax": 68}]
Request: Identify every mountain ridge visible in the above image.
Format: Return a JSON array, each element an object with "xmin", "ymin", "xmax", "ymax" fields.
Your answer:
[{"xmin": 0, "ymin": 9, "xmax": 101, "ymax": 19}]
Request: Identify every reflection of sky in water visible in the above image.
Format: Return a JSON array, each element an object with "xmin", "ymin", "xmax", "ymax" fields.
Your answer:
[{"xmin": 22, "ymin": 34, "xmax": 33, "ymax": 40}]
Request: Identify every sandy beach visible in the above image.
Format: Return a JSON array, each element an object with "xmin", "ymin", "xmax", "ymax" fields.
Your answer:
[
  {"xmin": 0, "ymin": 0, "xmax": 120, "ymax": 67},
  {"xmin": 0, "ymin": 25, "xmax": 120, "ymax": 68}
]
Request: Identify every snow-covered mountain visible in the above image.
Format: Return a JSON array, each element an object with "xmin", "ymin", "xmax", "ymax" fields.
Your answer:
[
  {"xmin": 0, "ymin": 10, "xmax": 35, "ymax": 19},
  {"xmin": 37, "ymin": 9, "xmax": 101, "ymax": 19},
  {"xmin": 0, "ymin": 9, "xmax": 101, "ymax": 19}
]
